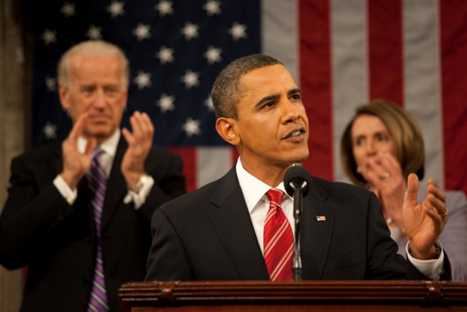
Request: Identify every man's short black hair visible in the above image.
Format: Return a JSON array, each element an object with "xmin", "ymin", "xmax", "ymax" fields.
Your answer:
[{"xmin": 211, "ymin": 54, "xmax": 282, "ymax": 119}]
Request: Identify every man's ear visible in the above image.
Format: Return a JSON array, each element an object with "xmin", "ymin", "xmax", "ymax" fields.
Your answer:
[
  {"xmin": 58, "ymin": 84, "xmax": 70, "ymax": 110},
  {"xmin": 216, "ymin": 117, "xmax": 240, "ymax": 146}
]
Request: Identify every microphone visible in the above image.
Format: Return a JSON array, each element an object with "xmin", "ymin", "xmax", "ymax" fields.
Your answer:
[
  {"xmin": 283, "ymin": 165, "xmax": 312, "ymax": 281},
  {"xmin": 284, "ymin": 165, "xmax": 312, "ymax": 198}
]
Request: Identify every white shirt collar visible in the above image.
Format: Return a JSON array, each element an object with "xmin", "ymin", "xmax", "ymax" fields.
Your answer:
[
  {"xmin": 235, "ymin": 158, "xmax": 291, "ymax": 213},
  {"xmin": 77, "ymin": 128, "xmax": 121, "ymax": 156}
]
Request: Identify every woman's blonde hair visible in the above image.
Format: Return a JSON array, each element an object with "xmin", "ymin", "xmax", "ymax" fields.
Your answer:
[{"xmin": 340, "ymin": 99, "xmax": 425, "ymax": 187}]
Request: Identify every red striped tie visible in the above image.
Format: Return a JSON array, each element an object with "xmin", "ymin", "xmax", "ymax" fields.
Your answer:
[{"xmin": 264, "ymin": 189, "xmax": 294, "ymax": 281}]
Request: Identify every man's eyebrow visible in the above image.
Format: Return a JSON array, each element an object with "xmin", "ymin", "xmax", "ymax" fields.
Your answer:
[
  {"xmin": 254, "ymin": 94, "xmax": 279, "ymax": 108},
  {"xmin": 288, "ymin": 88, "xmax": 301, "ymax": 96},
  {"xmin": 79, "ymin": 84, "xmax": 96, "ymax": 89},
  {"xmin": 254, "ymin": 88, "xmax": 301, "ymax": 108}
]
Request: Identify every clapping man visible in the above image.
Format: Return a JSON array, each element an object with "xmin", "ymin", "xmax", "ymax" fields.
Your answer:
[{"xmin": 0, "ymin": 40, "xmax": 185, "ymax": 312}]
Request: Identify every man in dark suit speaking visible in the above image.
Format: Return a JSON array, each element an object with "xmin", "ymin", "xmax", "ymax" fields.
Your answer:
[
  {"xmin": 0, "ymin": 40, "xmax": 185, "ymax": 311},
  {"xmin": 145, "ymin": 54, "xmax": 450, "ymax": 282}
]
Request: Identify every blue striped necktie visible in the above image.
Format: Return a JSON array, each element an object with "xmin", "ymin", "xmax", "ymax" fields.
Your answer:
[{"xmin": 86, "ymin": 148, "xmax": 109, "ymax": 312}]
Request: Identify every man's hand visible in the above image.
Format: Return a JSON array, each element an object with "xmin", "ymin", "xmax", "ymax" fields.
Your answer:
[
  {"xmin": 402, "ymin": 173, "xmax": 448, "ymax": 259},
  {"xmin": 121, "ymin": 111, "xmax": 154, "ymax": 189},
  {"xmin": 366, "ymin": 152, "xmax": 406, "ymax": 229},
  {"xmin": 60, "ymin": 113, "xmax": 96, "ymax": 189}
]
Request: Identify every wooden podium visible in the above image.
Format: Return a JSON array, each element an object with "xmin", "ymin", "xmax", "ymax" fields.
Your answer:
[{"xmin": 119, "ymin": 280, "xmax": 467, "ymax": 311}]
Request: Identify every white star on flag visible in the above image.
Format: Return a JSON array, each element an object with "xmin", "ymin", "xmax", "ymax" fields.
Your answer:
[
  {"xmin": 45, "ymin": 76, "xmax": 57, "ymax": 92},
  {"xmin": 86, "ymin": 25, "xmax": 102, "ymax": 40},
  {"xmin": 181, "ymin": 22, "xmax": 199, "ymax": 40},
  {"xmin": 155, "ymin": 0, "xmax": 174, "ymax": 16},
  {"xmin": 157, "ymin": 94, "xmax": 175, "ymax": 113},
  {"xmin": 134, "ymin": 71, "xmax": 152, "ymax": 89},
  {"xmin": 42, "ymin": 30, "xmax": 57, "ymax": 45},
  {"xmin": 181, "ymin": 70, "xmax": 200, "ymax": 89},
  {"xmin": 60, "ymin": 2, "xmax": 76, "ymax": 17},
  {"xmin": 156, "ymin": 46, "xmax": 174, "ymax": 64},
  {"xmin": 229, "ymin": 22, "xmax": 247, "ymax": 40},
  {"xmin": 107, "ymin": 1, "xmax": 125, "ymax": 18},
  {"xmin": 43, "ymin": 122, "xmax": 57, "ymax": 140},
  {"xmin": 204, "ymin": 46, "xmax": 222, "ymax": 64},
  {"xmin": 204, "ymin": 96, "xmax": 214, "ymax": 112},
  {"xmin": 133, "ymin": 23, "xmax": 151, "ymax": 41},
  {"xmin": 182, "ymin": 117, "xmax": 201, "ymax": 137},
  {"xmin": 203, "ymin": 0, "xmax": 221, "ymax": 16}
]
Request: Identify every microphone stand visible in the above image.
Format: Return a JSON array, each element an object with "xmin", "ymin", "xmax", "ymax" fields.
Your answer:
[
  {"xmin": 292, "ymin": 184, "xmax": 304, "ymax": 281},
  {"xmin": 284, "ymin": 165, "xmax": 311, "ymax": 282}
]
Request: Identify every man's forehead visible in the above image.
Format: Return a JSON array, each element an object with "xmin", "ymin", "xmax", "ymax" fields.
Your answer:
[
  {"xmin": 70, "ymin": 53, "xmax": 121, "ymax": 71},
  {"xmin": 239, "ymin": 64, "xmax": 298, "ymax": 93},
  {"xmin": 69, "ymin": 54, "xmax": 123, "ymax": 82}
]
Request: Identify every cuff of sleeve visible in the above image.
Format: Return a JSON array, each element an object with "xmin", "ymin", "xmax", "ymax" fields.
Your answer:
[
  {"xmin": 406, "ymin": 240, "xmax": 444, "ymax": 280},
  {"xmin": 53, "ymin": 175, "xmax": 78, "ymax": 205},
  {"xmin": 123, "ymin": 174, "xmax": 154, "ymax": 209}
]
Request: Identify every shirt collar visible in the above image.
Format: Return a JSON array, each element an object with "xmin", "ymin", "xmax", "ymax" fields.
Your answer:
[
  {"xmin": 236, "ymin": 158, "xmax": 291, "ymax": 213},
  {"xmin": 77, "ymin": 128, "xmax": 120, "ymax": 157}
]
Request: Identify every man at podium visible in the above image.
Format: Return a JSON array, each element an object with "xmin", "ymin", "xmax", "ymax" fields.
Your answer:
[{"xmin": 146, "ymin": 54, "xmax": 451, "ymax": 282}]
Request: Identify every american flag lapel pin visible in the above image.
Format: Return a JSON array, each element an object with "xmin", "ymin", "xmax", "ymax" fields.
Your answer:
[{"xmin": 316, "ymin": 215, "xmax": 326, "ymax": 222}]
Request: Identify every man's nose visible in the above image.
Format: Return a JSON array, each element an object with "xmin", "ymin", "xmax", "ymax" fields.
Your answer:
[
  {"xmin": 282, "ymin": 100, "xmax": 301, "ymax": 123},
  {"xmin": 93, "ymin": 90, "xmax": 107, "ymax": 108}
]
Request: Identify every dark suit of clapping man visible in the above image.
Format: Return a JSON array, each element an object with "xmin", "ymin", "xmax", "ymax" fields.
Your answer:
[
  {"xmin": 0, "ymin": 40, "xmax": 185, "ymax": 312},
  {"xmin": 145, "ymin": 54, "xmax": 450, "ymax": 282}
]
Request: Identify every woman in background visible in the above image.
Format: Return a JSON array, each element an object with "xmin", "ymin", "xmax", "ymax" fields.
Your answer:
[{"xmin": 341, "ymin": 99, "xmax": 467, "ymax": 281}]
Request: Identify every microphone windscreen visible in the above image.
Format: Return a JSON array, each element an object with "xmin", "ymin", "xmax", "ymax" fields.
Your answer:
[{"xmin": 284, "ymin": 165, "xmax": 312, "ymax": 197}]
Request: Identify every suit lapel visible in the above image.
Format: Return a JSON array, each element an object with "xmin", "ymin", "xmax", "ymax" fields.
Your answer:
[
  {"xmin": 46, "ymin": 139, "xmax": 126, "ymax": 231},
  {"xmin": 101, "ymin": 136, "xmax": 128, "ymax": 232},
  {"xmin": 209, "ymin": 168, "xmax": 270, "ymax": 280},
  {"xmin": 301, "ymin": 177, "xmax": 334, "ymax": 280}
]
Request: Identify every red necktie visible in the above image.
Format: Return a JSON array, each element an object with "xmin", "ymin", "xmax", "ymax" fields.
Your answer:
[{"xmin": 264, "ymin": 188, "xmax": 294, "ymax": 281}]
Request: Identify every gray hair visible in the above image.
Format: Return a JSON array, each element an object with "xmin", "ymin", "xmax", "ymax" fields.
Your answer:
[
  {"xmin": 57, "ymin": 40, "xmax": 129, "ymax": 89},
  {"xmin": 211, "ymin": 54, "xmax": 282, "ymax": 119}
]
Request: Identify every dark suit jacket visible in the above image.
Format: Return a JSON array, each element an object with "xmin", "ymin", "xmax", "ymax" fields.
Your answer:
[
  {"xmin": 0, "ymin": 136, "xmax": 185, "ymax": 312},
  {"xmin": 145, "ymin": 166, "xmax": 450, "ymax": 281}
]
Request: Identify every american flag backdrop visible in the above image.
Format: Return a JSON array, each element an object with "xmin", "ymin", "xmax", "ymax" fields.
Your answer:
[{"xmin": 28, "ymin": 0, "xmax": 467, "ymax": 196}]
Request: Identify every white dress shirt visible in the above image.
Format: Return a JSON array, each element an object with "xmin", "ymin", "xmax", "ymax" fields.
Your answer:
[
  {"xmin": 53, "ymin": 129, "xmax": 154, "ymax": 209},
  {"xmin": 235, "ymin": 158, "xmax": 444, "ymax": 280},
  {"xmin": 236, "ymin": 158, "xmax": 295, "ymax": 255}
]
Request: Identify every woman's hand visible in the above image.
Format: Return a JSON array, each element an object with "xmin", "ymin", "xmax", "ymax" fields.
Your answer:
[{"xmin": 366, "ymin": 152, "xmax": 406, "ymax": 229}]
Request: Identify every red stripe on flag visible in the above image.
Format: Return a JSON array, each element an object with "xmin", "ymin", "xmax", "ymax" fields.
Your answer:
[
  {"xmin": 368, "ymin": 0, "xmax": 404, "ymax": 106},
  {"xmin": 440, "ymin": 0, "xmax": 467, "ymax": 193},
  {"xmin": 299, "ymin": 0, "xmax": 333, "ymax": 180},
  {"xmin": 168, "ymin": 147, "xmax": 197, "ymax": 192}
]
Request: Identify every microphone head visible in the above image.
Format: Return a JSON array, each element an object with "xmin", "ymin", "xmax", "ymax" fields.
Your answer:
[{"xmin": 284, "ymin": 165, "xmax": 312, "ymax": 197}]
